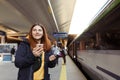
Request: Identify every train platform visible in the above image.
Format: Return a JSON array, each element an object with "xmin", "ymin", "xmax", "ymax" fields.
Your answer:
[{"xmin": 0, "ymin": 55, "xmax": 87, "ymax": 80}]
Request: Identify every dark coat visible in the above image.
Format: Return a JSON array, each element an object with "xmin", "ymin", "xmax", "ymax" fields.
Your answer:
[
  {"xmin": 11, "ymin": 48, "xmax": 15, "ymax": 55},
  {"xmin": 15, "ymin": 41, "xmax": 56, "ymax": 80}
]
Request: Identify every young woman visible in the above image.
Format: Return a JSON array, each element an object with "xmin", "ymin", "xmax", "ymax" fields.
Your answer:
[{"xmin": 15, "ymin": 24, "xmax": 57, "ymax": 80}]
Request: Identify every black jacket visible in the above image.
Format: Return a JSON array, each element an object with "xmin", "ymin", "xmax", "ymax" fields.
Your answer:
[{"xmin": 15, "ymin": 41, "xmax": 56, "ymax": 80}]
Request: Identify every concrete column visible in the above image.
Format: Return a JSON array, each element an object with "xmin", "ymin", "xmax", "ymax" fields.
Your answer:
[
  {"xmin": 80, "ymin": 40, "xmax": 85, "ymax": 50},
  {"xmin": 0, "ymin": 35, "xmax": 5, "ymax": 44},
  {"xmin": 96, "ymin": 32, "xmax": 102, "ymax": 45}
]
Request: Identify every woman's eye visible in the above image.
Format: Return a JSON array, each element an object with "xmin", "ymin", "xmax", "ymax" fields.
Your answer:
[{"xmin": 38, "ymin": 29, "xmax": 42, "ymax": 31}]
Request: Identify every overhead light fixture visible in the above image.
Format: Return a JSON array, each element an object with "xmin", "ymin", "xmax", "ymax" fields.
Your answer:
[{"xmin": 6, "ymin": 29, "xmax": 17, "ymax": 34}]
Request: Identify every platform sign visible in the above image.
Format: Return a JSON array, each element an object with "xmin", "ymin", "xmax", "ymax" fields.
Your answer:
[{"xmin": 53, "ymin": 32, "xmax": 68, "ymax": 39}]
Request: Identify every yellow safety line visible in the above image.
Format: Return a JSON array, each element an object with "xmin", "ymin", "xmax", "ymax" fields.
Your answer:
[{"xmin": 59, "ymin": 64, "xmax": 67, "ymax": 80}]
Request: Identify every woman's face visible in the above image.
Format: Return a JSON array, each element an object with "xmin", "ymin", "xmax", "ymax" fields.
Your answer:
[{"xmin": 32, "ymin": 25, "xmax": 43, "ymax": 40}]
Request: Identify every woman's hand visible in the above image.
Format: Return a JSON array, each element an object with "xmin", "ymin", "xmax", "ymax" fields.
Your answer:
[
  {"xmin": 49, "ymin": 55, "xmax": 56, "ymax": 61},
  {"xmin": 32, "ymin": 46, "xmax": 43, "ymax": 57}
]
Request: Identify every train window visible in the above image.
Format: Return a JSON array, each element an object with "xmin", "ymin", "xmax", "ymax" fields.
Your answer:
[{"xmin": 100, "ymin": 33, "xmax": 120, "ymax": 50}]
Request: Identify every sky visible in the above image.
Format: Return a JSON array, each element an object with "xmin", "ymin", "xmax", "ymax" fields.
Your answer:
[{"xmin": 69, "ymin": 0, "xmax": 111, "ymax": 35}]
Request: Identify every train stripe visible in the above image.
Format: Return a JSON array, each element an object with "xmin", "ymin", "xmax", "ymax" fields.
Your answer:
[{"xmin": 97, "ymin": 66, "xmax": 120, "ymax": 80}]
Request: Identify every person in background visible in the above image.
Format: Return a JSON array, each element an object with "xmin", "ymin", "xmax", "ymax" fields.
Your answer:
[
  {"xmin": 51, "ymin": 40, "xmax": 60, "ymax": 65},
  {"xmin": 10, "ymin": 46, "xmax": 16, "ymax": 62},
  {"xmin": 15, "ymin": 24, "xmax": 57, "ymax": 80},
  {"xmin": 58, "ymin": 42, "xmax": 66, "ymax": 65}
]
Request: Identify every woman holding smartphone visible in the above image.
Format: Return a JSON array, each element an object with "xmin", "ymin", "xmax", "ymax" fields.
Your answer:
[{"xmin": 15, "ymin": 24, "xmax": 57, "ymax": 80}]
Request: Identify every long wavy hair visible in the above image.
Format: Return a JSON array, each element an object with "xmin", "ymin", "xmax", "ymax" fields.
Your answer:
[{"xmin": 27, "ymin": 24, "xmax": 51, "ymax": 51}]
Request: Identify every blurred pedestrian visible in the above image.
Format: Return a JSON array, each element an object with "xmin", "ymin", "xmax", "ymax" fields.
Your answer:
[
  {"xmin": 51, "ymin": 40, "xmax": 61, "ymax": 65},
  {"xmin": 58, "ymin": 43, "xmax": 66, "ymax": 64},
  {"xmin": 10, "ymin": 46, "xmax": 15, "ymax": 62}
]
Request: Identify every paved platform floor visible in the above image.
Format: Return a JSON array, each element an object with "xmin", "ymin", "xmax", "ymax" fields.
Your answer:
[
  {"xmin": 0, "ymin": 62, "xmax": 18, "ymax": 80},
  {"xmin": 0, "ymin": 56, "xmax": 87, "ymax": 80}
]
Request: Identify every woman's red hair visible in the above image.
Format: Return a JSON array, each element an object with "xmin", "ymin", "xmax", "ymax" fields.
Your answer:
[{"xmin": 27, "ymin": 24, "xmax": 51, "ymax": 51}]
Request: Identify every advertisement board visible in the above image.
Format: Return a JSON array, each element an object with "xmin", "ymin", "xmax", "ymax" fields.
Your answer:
[{"xmin": 0, "ymin": 43, "xmax": 17, "ymax": 61}]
